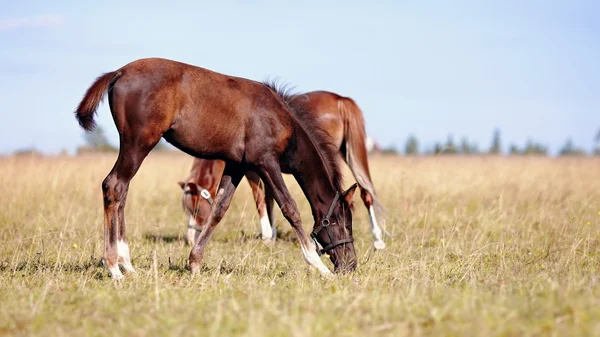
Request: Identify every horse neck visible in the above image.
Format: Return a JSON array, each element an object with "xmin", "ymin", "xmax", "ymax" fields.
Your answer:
[
  {"xmin": 290, "ymin": 129, "xmax": 337, "ymax": 222},
  {"xmin": 188, "ymin": 159, "xmax": 204, "ymax": 181}
]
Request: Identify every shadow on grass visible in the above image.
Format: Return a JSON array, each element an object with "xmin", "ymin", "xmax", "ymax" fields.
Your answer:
[
  {"xmin": 141, "ymin": 228, "xmax": 299, "ymax": 245},
  {"xmin": 226, "ymin": 229, "xmax": 298, "ymax": 244},
  {"xmin": 4, "ymin": 259, "xmax": 111, "ymax": 280},
  {"xmin": 142, "ymin": 233, "xmax": 184, "ymax": 244}
]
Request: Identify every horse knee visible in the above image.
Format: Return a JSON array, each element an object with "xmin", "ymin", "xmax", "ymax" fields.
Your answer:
[{"xmin": 280, "ymin": 203, "xmax": 301, "ymax": 225}]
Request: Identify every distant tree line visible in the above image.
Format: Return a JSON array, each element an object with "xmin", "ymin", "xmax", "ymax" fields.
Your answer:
[
  {"xmin": 379, "ymin": 128, "xmax": 600, "ymax": 157},
  {"xmin": 10, "ymin": 125, "xmax": 600, "ymax": 157},
  {"xmin": 76, "ymin": 125, "xmax": 172, "ymax": 154}
]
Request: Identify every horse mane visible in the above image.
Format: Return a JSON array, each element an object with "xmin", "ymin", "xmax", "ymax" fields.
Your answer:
[{"xmin": 262, "ymin": 78, "xmax": 345, "ymax": 193}]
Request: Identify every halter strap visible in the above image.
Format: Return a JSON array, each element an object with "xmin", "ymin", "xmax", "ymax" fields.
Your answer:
[
  {"xmin": 199, "ymin": 188, "xmax": 213, "ymax": 205},
  {"xmin": 181, "ymin": 182, "xmax": 214, "ymax": 206},
  {"xmin": 324, "ymin": 192, "xmax": 340, "ymax": 222},
  {"xmin": 310, "ymin": 192, "xmax": 354, "ymax": 256},
  {"xmin": 182, "ymin": 183, "xmax": 214, "ymax": 232},
  {"xmin": 318, "ymin": 238, "xmax": 354, "ymax": 255}
]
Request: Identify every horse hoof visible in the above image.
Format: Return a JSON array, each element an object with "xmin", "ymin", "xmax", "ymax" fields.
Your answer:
[
  {"xmin": 320, "ymin": 269, "xmax": 335, "ymax": 280},
  {"xmin": 261, "ymin": 237, "xmax": 275, "ymax": 244},
  {"xmin": 373, "ymin": 240, "xmax": 386, "ymax": 250},
  {"xmin": 189, "ymin": 262, "xmax": 201, "ymax": 275},
  {"xmin": 260, "ymin": 227, "xmax": 277, "ymax": 242},
  {"xmin": 111, "ymin": 272, "xmax": 125, "ymax": 281}
]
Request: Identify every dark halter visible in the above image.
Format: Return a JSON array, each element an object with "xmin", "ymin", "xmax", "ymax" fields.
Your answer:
[{"xmin": 309, "ymin": 192, "xmax": 354, "ymax": 256}]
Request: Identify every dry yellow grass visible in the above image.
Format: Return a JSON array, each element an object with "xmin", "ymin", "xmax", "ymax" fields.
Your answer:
[{"xmin": 1, "ymin": 152, "xmax": 599, "ymax": 336}]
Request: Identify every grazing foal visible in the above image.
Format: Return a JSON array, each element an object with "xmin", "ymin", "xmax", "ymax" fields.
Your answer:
[
  {"xmin": 179, "ymin": 90, "xmax": 386, "ymax": 249},
  {"xmin": 74, "ymin": 58, "xmax": 357, "ymax": 279},
  {"xmin": 179, "ymin": 160, "xmax": 274, "ymax": 246}
]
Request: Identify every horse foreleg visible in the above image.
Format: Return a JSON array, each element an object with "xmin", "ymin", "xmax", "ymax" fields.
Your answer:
[
  {"xmin": 189, "ymin": 163, "xmax": 245, "ymax": 273},
  {"xmin": 257, "ymin": 161, "xmax": 333, "ymax": 278}
]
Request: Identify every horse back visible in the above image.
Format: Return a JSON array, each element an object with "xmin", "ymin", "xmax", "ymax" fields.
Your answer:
[
  {"xmin": 291, "ymin": 91, "xmax": 345, "ymax": 147},
  {"xmin": 111, "ymin": 58, "xmax": 293, "ymax": 163}
]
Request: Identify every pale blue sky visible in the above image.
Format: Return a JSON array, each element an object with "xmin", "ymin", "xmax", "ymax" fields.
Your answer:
[{"xmin": 1, "ymin": 0, "xmax": 599, "ymax": 155}]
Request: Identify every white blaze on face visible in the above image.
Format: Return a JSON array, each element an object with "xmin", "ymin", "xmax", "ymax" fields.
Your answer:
[
  {"xmin": 369, "ymin": 206, "xmax": 386, "ymax": 250},
  {"xmin": 117, "ymin": 240, "xmax": 136, "ymax": 273},
  {"xmin": 187, "ymin": 215, "xmax": 199, "ymax": 246}
]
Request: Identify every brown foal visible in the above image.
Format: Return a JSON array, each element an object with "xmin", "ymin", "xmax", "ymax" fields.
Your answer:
[
  {"xmin": 74, "ymin": 58, "xmax": 358, "ymax": 280},
  {"xmin": 179, "ymin": 90, "xmax": 386, "ymax": 249}
]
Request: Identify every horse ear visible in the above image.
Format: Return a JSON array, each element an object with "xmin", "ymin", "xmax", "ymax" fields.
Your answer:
[
  {"xmin": 186, "ymin": 182, "xmax": 199, "ymax": 194},
  {"xmin": 177, "ymin": 181, "xmax": 186, "ymax": 189},
  {"xmin": 341, "ymin": 183, "xmax": 358, "ymax": 205}
]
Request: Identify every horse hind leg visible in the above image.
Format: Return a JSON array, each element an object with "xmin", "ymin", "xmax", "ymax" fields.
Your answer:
[
  {"xmin": 245, "ymin": 171, "xmax": 274, "ymax": 241},
  {"xmin": 116, "ymin": 184, "xmax": 135, "ymax": 273},
  {"xmin": 102, "ymin": 170, "xmax": 122, "ymax": 279},
  {"xmin": 265, "ymin": 188, "xmax": 277, "ymax": 240},
  {"xmin": 102, "ymin": 135, "xmax": 161, "ymax": 279},
  {"xmin": 360, "ymin": 189, "xmax": 386, "ymax": 250}
]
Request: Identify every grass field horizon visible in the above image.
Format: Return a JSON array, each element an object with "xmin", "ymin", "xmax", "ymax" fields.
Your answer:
[{"xmin": 1, "ymin": 152, "xmax": 599, "ymax": 336}]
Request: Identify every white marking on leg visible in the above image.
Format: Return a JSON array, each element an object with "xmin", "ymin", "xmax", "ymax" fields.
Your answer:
[
  {"xmin": 259, "ymin": 207, "xmax": 273, "ymax": 241},
  {"xmin": 300, "ymin": 240, "xmax": 333, "ymax": 278},
  {"xmin": 187, "ymin": 215, "xmax": 199, "ymax": 246},
  {"xmin": 117, "ymin": 240, "xmax": 136, "ymax": 273},
  {"xmin": 187, "ymin": 228, "xmax": 197, "ymax": 246},
  {"xmin": 102, "ymin": 257, "xmax": 124, "ymax": 280},
  {"xmin": 369, "ymin": 206, "xmax": 386, "ymax": 250},
  {"xmin": 109, "ymin": 264, "xmax": 124, "ymax": 280},
  {"xmin": 271, "ymin": 225, "xmax": 277, "ymax": 241}
]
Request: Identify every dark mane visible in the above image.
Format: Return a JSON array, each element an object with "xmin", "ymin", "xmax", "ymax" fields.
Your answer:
[{"xmin": 262, "ymin": 78, "xmax": 345, "ymax": 193}]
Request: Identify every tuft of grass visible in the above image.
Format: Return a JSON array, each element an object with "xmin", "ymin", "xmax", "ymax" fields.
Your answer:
[{"xmin": 1, "ymin": 153, "xmax": 599, "ymax": 336}]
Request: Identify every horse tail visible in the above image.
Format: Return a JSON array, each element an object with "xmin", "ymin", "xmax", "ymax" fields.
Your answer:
[
  {"xmin": 338, "ymin": 97, "xmax": 384, "ymax": 214},
  {"xmin": 74, "ymin": 71, "xmax": 121, "ymax": 131}
]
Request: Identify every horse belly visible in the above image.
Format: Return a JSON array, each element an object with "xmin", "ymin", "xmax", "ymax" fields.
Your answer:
[{"xmin": 163, "ymin": 109, "xmax": 245, "ymax": 162}]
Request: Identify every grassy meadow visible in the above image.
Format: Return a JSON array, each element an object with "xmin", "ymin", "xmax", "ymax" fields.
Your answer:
[{"xmin": 0, "ymin": 152, "xmax": 599, "ymax": 336}]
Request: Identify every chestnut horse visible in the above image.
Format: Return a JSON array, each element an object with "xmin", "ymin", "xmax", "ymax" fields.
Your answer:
[
  {"xmin": 179, "ymin": 90, "xmax": 386, "ymax": 249},
  {"xmin": 74, "ymin": 57, "xmax": 358, "ymax": 280}
]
